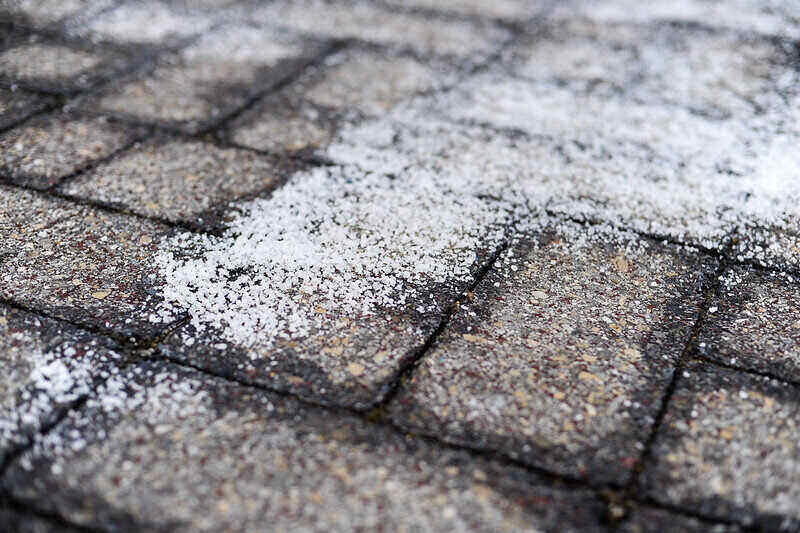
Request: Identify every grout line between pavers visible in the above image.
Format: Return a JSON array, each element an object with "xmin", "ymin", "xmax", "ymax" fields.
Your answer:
[
  {"xmin": 0, "ymin": 492, "xmax": 110, "ymax": 533},
  {"xmin": 608, "ymin": 233, "xmax": 738, "ymax": 530}
]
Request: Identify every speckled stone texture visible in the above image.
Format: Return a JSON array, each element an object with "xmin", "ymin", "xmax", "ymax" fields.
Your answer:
[
  {"xmin": 0, "ymin": 88, "xmax": 50, "ymax": 131},
  {"xmin": 3, "ymin": 361, "xmax": 609, "ymax": 533},
  {"xmin": 383, "ymin": 0, "xmax": 545, "ymax": 20},
  {"xmin": 94, "ymin": 23, "xmax": 321, "ymax": 133},
  {"xmin": 389, "ymin": 227, "xmax": 716, "ymax": 484},
  {"xmin": 0, "ymin": 31, "xmax": 132, "ymax": 94},
  {"xmin": 158, "ymin": 239, "xmax": 503, "ymax": 410},
  {"xmin": 59, "ymin": 137, "xmax": 291, "ymax": 226},
  {"xmin": 251, "ymin": 0, "xmax": 511, "ymax": 59},
  {"xmin": 0, "ymin": 186, "xmax": 171, "ymax": 343},
  {"xmin": 698, "ymin": 267, "xmax": 800, "ymax": 381},
  {"xmin": 0, "ymin": 304, "xmax": 121, "ymax": 465},
  {"xmin": 0, "ymin": 111, "xmax": 140, "ymax": 189},
  {"xmin": 0, "ymin": 0, "xmax": 112, "ymax": 29},
  {"xmin": 224, "ymin": 48, "xmax": 454, "ymax": 153},
  {"xmin": 641, "ymin": 363, "xmax": 800, "ymax": 531}
]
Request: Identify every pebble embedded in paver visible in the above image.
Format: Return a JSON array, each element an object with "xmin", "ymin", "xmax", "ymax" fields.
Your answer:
[
  {"xmin": 58, "ymin": 136, "xmax": 289, "ymax": 226},
  {"xmin": 225, "ymin": 47, "xmax": 455, "ymax": 152},
  {"xmin": 698, "ymin": 267, "xmax": 800, "ymax": 381},
  {"xmin": 0, "ymin": 304, "xmax": 122, "ymax": 466},
  {"xmin": 0, "ymin": 185, "xmax": 171, "ymax": 343},
  {"xmin": 94, "ymin": 23, "xmax": 318, "ymax": 133},
  {"xmin": 388, "ymin": 225, "xmax": 714, "ymax": 483},
  {"xmin": 2, "ymin": 361, "xmax": 609, "ymax": 533},
  {"xmin": 641, "ymin": 363, "xmax": 800, "ymax": 530},
  {"xmin": 0, "ymin": 111, "xmax": 141, "ymax": 189}
]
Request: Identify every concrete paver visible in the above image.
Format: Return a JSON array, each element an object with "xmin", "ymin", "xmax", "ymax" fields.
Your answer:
[
  {"xmin": 59, "ymin": 136, "xmax": 289, "ymax": 226},
  {"xmin": 699, "ymin": 267, "xmax": 800, "ymax": 381},
  {"xmin": 0, "ymin": 111, "xmax": 141, "ymax": 189},
  {"xmin": 0, "ymin": 88, "xmax": 50, "ymax": 131},
  {"xmin": 0, "ymin": 185, "xmax": 171, "ymax": 343},
  {"xmin": 620, "ymin": 507, "xmax": 741, "ymax": 533},
  {"xmin": 3, "ymin": 361, "xmax": 608, "ymax": 533},
  {"xmin": 388, "ymin": 225, "xmax": 715, "ymax": 484},
  {"xmin": 0, "ymin": 304, "xmax": 121, "ymax": 465},
  {"xmin": 94, "ymin": 23, "xmax": 318, "ymax": 133},
  {"xmin": 641, "ymin": 363, "xmax": 800, "ymax": 530}
]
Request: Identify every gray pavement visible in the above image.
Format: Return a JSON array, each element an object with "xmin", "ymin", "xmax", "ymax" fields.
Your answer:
[{"xmin": 1, "ymin": 0, "xmax": 799, "ymax": 531}]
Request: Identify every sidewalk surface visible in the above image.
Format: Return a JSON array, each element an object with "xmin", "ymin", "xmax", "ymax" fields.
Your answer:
[{"xmin": 1, "ymin": 1, "xmax": 800, "ymax": 531}]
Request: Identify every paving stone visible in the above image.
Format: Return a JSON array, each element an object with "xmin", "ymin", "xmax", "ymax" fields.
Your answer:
[
  {"xmin": 509, "ymin": 19, "xmax": 795, "ymax": 118},
  {"xmin": 0, "ymin": 87, "xmax": 50, "ymax": 131},
  {"xmin": 383, "ymin": 0, "xmax": 543, "ymax": 20},
  {"xmin": 641, "ymin": 363, "xmax": 800, "ymax": 530},
  {"xmin": 59, "ymin": 137, "xmax": 291, "ymax": 225},
  {"xmin": 621, "ymin": 507, "xmax": 741, "ymax": 533},
  {"xmin": 698, "ymin": 267, "xmax": 800, "ymax": 381},
  {"xmin": 253, "ymin": 0, "xmax": 510, "ymax": 59},
  {"xmin": 225, "ymin": 48, "xmax": 452, "ymax": 153},
  {"xmin": 0, "ymin": 111, "xmax": 141, "ymax": 189},
  {"xmin": 0, "ymin": 185, "xmax": 172, "ymax": 343},
  {"xmin": 69, "ymin": 0, "xmax": 215, "ymax": 45},
  {"xmin": 0, "ymin": 304, "xmax": 122, "ymax": 465},
  {"xmin": 3, "ymin": 361, "xmax": 608, "ymax": 533},
  {"xmin": 388, "ymin": 225, "xmax": 715, "ymax": 484},
  {"xmin": 734, "ymin": 227, "xmax": 800, "ymax": 272},
  {"xmin": 551, "ymin": 0, "xmax": 800, "ymax": 40},
  {"xmin": 0, "ymin": 0, "xmax": 113, "ymax": 29},
  {"xmin": 0, "ymin": 35, "xmax": 133, "ymax": 94},
  {"xmin": 94, "ymin": 23, "xmax": 316, "ymax": 133}
]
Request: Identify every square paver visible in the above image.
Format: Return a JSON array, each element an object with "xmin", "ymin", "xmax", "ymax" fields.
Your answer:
[
  {"xmin": 383, "ymin": 0, "xmax": 543, "ymax": 20},
  {"xmin": 0, "ymin": 111, "xmax": 141, "ymax": 189},
  {"xmin": 94, "ymin": 23, "xmax": 318, "ymax": 133},
  {"xmin": 67, "ymin": 0, "xmax": 215, "ymax": 46},
  {"xmin": 0, "ymin": 0, "xmax": 113, "ymax": 29},
  {"xmin": 58, "ymin": 136, "xmax": 290, "ymax": 226},
  {"xmin": 698, "ymin": 267, "xmax": 800, "ymax": 381},
  {"xmin": 0, "ymin": 33, "xmax": 133, "ymax": 94},
  {"xmin": 0, "ymin": 88, "xmax": 51, "ymax": 131},
  {"xmin": 0, "ymin": 304, "xmax": 122, "ymax": 465},
  {"xmin": 641, "ymin": 363, "xmax": 800, "ymax": 530},
  {"xmin": 253, "ymin": 0, "xmax": 510, "ymax": 60},
  {"xmin": 225, "ymin": 48, "xmax": 452, "ymax": 153},
  {"xmin": 3, "ymin": 360, "xmax": 608, "ymax": 532},
  {"xmin": 388, "ymin": 225, "xmax": 716, "ymax": 484},
  {"xmin": 0, "ymin": 185, "xmax": 172, "ymax": 344}
]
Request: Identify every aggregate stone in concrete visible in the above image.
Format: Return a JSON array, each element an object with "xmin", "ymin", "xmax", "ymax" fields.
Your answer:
[
  {"xmin": 641, "ymin": 363, "xmax": 800, "ymax": 530},
  {"xmin": 253, "ymin": 0, "xmax": 510, "ymax": 60},
  {"xmin": 59, "ymin": 137, "xmax": 290, "ymax": 226},
  {"xmin": 0, "ymin": 88, "xmax": 50, "ymax": 131},
  {"xmin": 0, "ymin": 111, "xmax": 141, "ymax": 189},
  {"xmin": 388, "ymin": 227, "xmax": 715, "ymax": 484},
  {"xmin": 3, "ymin": 361, "xmax": 609, "ymax": 533},
  {"xmin": 0, "ymin": 304, "xmax": 122, "ymax": 465},
  {"xmin": 0, "ymin": 185, "xmax": 172, "ymax": 344},
  {"xmin": 225, "ymin": 48, "xmax": 452, "ymax": 153},
  {"xmin": 95, "ymin": 23, "xmax": 318, "ymax": 133},
  {"xmin": 698, "ymin": 266, "xmax": 800, "ymax": 381},
  {"xmin": 620, "ymin": 507, "xmax": 741, "ymax": 533}
]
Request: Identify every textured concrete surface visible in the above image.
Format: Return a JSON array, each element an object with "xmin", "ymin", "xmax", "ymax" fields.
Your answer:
[
  {"xmin": 642, "ymin": 363, "xmax": 800, "ymax": 531},
  {"xmin": 1, "ymin": 0, "xmax": 799, "ymax": 531},
  {"xmin": 389, "ymin": 226, "xmax": 714, "ymax": 484}
]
